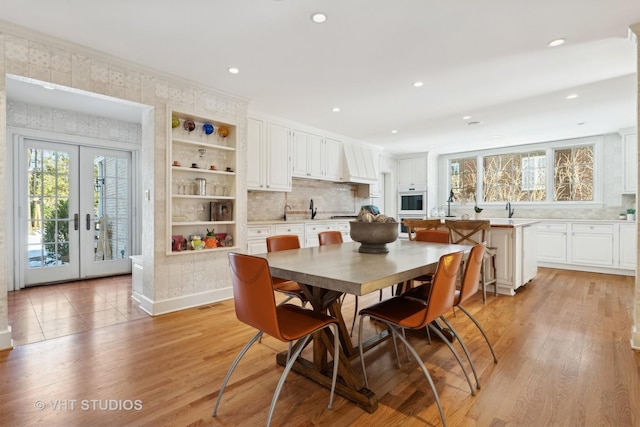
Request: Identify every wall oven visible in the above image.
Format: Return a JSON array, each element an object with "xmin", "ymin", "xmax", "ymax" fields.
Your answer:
[{"xmin": 398, "ymin": 190, "xmax": 427, "ymax": 215}]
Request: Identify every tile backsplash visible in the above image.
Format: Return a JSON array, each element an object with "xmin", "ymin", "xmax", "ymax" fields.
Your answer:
[{"xmin": 248, "ymin": 178, "xmax": 371, "ymax": 221}]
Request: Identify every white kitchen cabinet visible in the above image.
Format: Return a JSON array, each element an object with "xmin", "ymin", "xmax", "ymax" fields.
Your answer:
[
  {"xmin": 324, "ymin": 137, "xmax": 345, "ymax": 181},
  {"xmin": 292, "ymin": 129, "xmax": 324, "ymax": 179},
  {"xmin": 618, "ymin": 222, "xmax": 637, "ymax": 269},
  {"xmin": 621, "ymin": 130, "xmax": 637, "ymax": 194},
  {"xmin": 305, "ymin": 222, "xmax": 337, "ymax": 247},
  {"xmin": 247, "ymin": 118, "xmax": 291, "ymax": 192},
  {"xmin": 247, "ymin": 225, "xmax": 272, "ymax": 255},
  {"xmin": 570, "ymin": 223, "xmax": 614, "ymax": 267},
  {"xmin": 398, "ymin": 156, "xmax": 428, "ymax": 191},
  {"xmin": 522, "ymin": 224, "xmax": 538, "ymax": 283},
  {"xmin": 336, "ymin": 221, "xmax": 353, "ymax": 243},
  {"xmin": 536, "ymin": 222, "xmax": 567, "ymax": 263}
]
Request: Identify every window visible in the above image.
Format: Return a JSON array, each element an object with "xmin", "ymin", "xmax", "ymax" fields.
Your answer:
[
  {"xmin": 450, "ymin": 157, "xmax": 477, "ymax": 202},
  {"xmin": 483, "ymin": 151, "xmax": 546, "ymax": 202},
  {"xmin": 448, "ymin": 143, "xmax": 595, "ymax": 204},
  {"xmin": 554, "ymin": 145, "xmax": 593, "ymax": 201}
]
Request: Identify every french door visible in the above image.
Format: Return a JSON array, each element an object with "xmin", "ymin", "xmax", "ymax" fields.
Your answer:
[{"xmin": 19, "ymin": 139, "xmax": 133, "ymax": 286}]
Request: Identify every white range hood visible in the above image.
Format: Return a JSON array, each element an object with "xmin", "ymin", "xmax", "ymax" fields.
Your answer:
[{"xmin": 342, "ymin": 141, "xmax": 379, "ymax": 184}]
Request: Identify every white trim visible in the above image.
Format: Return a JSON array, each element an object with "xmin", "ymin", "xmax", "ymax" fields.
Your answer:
[
  {"xmin": 538, "ymin": 261, "xmax": 635, "ymax": 277},
  {"xmin": 136, "ymin": 288, "xmax": 234, "ymax": 316},
  {"xmin": 0, "ymin": 326, "xmax": 13, "ymax": 350},
  {"xmin": 632, "ymin": 327, "xmax": 640, "ymax": 351}
]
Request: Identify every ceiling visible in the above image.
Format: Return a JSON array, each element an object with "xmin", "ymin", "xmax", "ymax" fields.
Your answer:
[{"xmin": 1, "ymin": 0, "xmax": 638, "ymax": 155}]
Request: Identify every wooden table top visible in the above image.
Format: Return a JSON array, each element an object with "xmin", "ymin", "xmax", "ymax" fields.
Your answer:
[{"xmin": 258, "ymin": 240, "xmax": 471, "ymax": 296}]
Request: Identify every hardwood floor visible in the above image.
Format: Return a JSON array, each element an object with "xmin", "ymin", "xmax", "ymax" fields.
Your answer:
[{"xmin": 1, "ymin": 268, "xmax": 639, "ymax": 426}]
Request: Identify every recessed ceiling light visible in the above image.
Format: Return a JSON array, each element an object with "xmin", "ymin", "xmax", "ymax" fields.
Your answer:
[
  {"xmin": 311, "ymin": 12, "xmax": 327, "ymax": 23},
  {"xmin": 467, "ymin": 121, "xmax": 483, "ymax": 126},
  {"xmin": 412, "ymin": 81, "xmax": 424, "ymax": 87},
  {"xmin": 391, "ymin": 130, "xmax": 398, "ymax": 134},
  {"xmin": 228, "ymin": 67, "xmax": 239, "ymax": 74},
  {"xmin": 565, "ymin": 93, "xmax": 578, "ymax": 99},
  {"xmin": 331, "ymin": 107, "xmax": 340, "ymax": 112},
  {"xmin": 547, "ymin": 38, "xmax": 566, "ymax": 47},
  {"xmin": 462, "ymin": 115, "xmax": 472, "ymax": 120}
]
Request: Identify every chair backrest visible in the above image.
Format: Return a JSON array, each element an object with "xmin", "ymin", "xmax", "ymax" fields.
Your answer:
[
  {"xmin": 415, "ymin": 229, "xmax": 450, "ymax": 244},
  {"xmin": 266, "ymin": 235, "xmax": 301, "ymax": 252},
  {"xmin": 424, "ymin": 251, "xmax": 463, "ymax": 325},
  {"xmin": 403, "ymin": 219, "xmax": 443, "ymax": 241},
  {"xmin": 444, "ymin": 220, "xmax": 490, "ymax": 245},
  {"xmin": 227, "ymin": 252, "xmax": 282, "ymax": 339},
  {"xmin": 318, "ymin": 231, "xmax": 343, "ymax": 246},
  {"xmin": 456, "ymin": 243, "xmax": 486, "ymax": 305}
]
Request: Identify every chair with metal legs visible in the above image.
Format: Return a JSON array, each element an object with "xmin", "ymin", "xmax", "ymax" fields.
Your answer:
[
  {"xmin": 213, "ymin": 253, "xmax": 340, "ymax": 426},
  {"xmin": 357, "ymin": 250, "xmax": 474, "ymax": 427},
  {"xmin": 266, "ymin": 235, "xmax": 308, "ymax": 305}
]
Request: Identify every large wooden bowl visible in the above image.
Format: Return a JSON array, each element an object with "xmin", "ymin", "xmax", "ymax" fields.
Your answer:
[{"xmin": 349, "ymin": 221, "xmax": 399, "ymax": 253}]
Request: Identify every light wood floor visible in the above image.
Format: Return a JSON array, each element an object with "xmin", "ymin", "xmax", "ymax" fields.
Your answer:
[{"xmin": 1, "ymin": 268, "xmax": 639, "ymax": 426}]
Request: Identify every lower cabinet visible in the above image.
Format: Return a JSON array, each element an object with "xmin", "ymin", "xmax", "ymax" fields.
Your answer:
[
  {"xmin": 490, "ymin": 225, "xmax": 537, "ymax": 295},
  {"xmin": 248, "ymin": 221, "xmax": 352, "ymax": 253},
  {"xmin": 536, "ymin": 220, "xmax": 635, "ymax": 274}
]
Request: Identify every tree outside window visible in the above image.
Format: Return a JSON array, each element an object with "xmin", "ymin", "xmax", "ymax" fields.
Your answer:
[
  {"xmin": 554, "ymin": 146, "xmax": 594, "ymax": 201},
  {"xmin": 483, "ymin": 151, "xmax": 546, "ymax": 202}
]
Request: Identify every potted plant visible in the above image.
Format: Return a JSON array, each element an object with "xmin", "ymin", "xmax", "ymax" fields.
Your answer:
[
  {"xmin": 474, "ymin": 204, "xmax": 483, "ymax": 219},
  {"xmin": 626, "ymin": 208, "xmax": 636, "ymax": 221}
]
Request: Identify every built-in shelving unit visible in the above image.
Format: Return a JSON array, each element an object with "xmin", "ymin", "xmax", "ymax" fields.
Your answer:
[{"xmin": 167, "ymin": 108, "xmax": 237, "ymax": 254}]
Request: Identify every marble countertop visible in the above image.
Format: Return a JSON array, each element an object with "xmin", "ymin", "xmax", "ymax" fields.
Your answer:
[{"xmin": 248, "ymin": 218, "xmax": 357, "ymax": 225}]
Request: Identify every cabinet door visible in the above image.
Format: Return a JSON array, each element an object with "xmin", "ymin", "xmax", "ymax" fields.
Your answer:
[
  {"xmin": 265, "ymin": 123, "xmax": 291, "ymax": 191},
  {"xmin": 308, "ymin": 134, "xmax": 324, "ymax": 178},
  {"xmin": 571, "ymin": 233, "xmax": 614, "ymax": 266},
  {"xmin": 537, "ymin": 232, "xmax": 567, "ymax": 263},
  {"xmin": 398, "ymin": 157, "xmax": 427, "ymax": 188},
  {"xmin": 619, "ymin": 223, "xmax": 637, "ymax": 269},
  {"xmin": 324, "ymin": 137, "xmax": 344, "ymax": 181},
  {"xmin": 623, "ymin": 133, "xmax": 637, "ymax": 193},
  {"xmin": 490, "ymin": 228, "xmax": 513, "ymax": 287},
  {"xmin": 292, "ymin": 130, "xmax": 309, "ymax": 177},
  {"xmin": 522, "ymin": 225, "xmax": 538, "ymax": 283},
  {"xmin": 247, "ymin": 118, "xmax": 264, "ymax": 190}
]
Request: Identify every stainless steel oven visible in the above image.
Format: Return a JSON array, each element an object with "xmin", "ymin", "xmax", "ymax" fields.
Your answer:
[
  {"xmin": 398, "ymin": 190, "xmax": 427, "ymax": 215},
  {"xmin": 398, "ymin": 214, "xmax": 426, "ymax": 239}
]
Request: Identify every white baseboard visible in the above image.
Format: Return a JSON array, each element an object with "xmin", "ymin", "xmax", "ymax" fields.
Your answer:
[
  {"xmin": 0, "ymin": 326, "xmax": 13, "ymax": 351},
  {"xmin": 538, "ymin": 262, "xmax": 635, "ymax": 277},
  {"xmin": 135, "ymin": 288, "xmax": 234, "ymax": 316}
]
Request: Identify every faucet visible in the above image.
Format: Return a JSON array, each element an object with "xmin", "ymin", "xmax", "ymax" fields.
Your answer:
[
  {"xmin": 506, "ymin": 202, "xmax": 514, "ymax": 218},
  {"xmin": 283, "ymin": 204, "xmax": 291, "ymax": 221},
  {"xmin": 310, "ymin": 199, "xmax": 317, "ymax": 219}
]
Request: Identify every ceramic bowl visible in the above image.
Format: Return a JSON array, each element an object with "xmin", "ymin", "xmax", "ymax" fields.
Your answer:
[{"xmin": 349, "ymin": 221, "xmax": 398, "ymax": 253}]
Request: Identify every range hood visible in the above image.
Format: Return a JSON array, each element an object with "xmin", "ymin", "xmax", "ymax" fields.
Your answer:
[{"xmin": 342, "ymin": 141, "xmax": 379, "ymax": 184}]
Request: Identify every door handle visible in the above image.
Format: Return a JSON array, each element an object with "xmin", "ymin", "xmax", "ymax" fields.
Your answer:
[
  {"xmin": 86, "ymin": 214, "xmax": 92, "ymax": 230},
  {"xmin": 74, "ymin": 213, "xmax": 79, "ymax": 231}
]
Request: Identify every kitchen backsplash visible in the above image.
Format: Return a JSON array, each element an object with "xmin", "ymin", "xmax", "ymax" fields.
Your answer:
[{"xmin": 248, "ymin": 178, "xmax": 371, "ymax": 221}]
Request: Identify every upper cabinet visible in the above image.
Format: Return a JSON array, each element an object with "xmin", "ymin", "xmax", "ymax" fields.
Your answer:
[
  {"xmin": 247, "ymin": 117, "xmax": 291, "ymax": 192},
  {"xmin": 292, "ymin": 130, "xmax": 344, "ymax": 181},
  {"xmin": 398, "ymin": 155, "xmax": 428, "ymax": 191},
  {"xmin": 621, "ymin": 129, "xmax": 637, "ymax": 194},
  {"xmin": 168, "ymin": 108, "xmax": 237, "ymax": 254}
]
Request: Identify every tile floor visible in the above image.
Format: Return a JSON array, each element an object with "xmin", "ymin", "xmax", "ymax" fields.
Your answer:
[{"xmin": 7, "ymin": 275, "xmax": 149, "ymax": 346}]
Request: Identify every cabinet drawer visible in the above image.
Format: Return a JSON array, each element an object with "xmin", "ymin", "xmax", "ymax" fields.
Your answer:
[
  {"xmin": 247, "ymin": 226, "xmax": 272, "ymax": 239},
  {"xmin": 336, "ymin": 222, "xmax": 351, "ymax": 232},
  {"xmin": 305, "ymin": 223, "xmax": 337, "ymax": 236},
  {"xmin": 571, "ymin": 223, "xmax": 613, "ymax": 234},
  {"xmin": 274, "ymin": 224, "xmax": 304, "ymax": 235},
  {"xmin": 538, "ymin": 222, "xmax": 567, "ymax": 232}
]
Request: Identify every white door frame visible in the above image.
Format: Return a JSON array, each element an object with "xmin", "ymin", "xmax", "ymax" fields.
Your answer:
[{"xmin": 7, "ymin": 127, "xmax": 141, "ymax": 291}]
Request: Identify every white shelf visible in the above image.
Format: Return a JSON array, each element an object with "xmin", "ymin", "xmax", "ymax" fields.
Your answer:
[
  {"xmin": 171, "ymin": 166, "xmax": 235, "ymax": 175},
  {"xmin": 173, "ymin": 221, "xmax": 235, "ymax": 226},
  {"xmin": 172, "ymin": 136, "xmax": 236, "ymax": 151}
]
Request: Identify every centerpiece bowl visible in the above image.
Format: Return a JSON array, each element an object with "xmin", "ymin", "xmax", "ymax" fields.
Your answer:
[{"xmin": 349, "ymin": 221, "xmax": 398, "ymax": 253}]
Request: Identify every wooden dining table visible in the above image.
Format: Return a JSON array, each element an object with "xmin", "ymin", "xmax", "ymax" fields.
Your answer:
[{"xmin": 257, "ymin": 239, "xmax": 471, "ymax": 413}]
